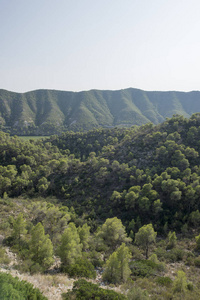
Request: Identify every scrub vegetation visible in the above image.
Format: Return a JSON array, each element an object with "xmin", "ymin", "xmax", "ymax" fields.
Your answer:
[{"xmin": 1, "ymin": 113, "xmax": 200, "ymax": 298}]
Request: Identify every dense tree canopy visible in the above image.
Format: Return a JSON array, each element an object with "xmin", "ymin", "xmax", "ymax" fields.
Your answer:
[{"xmin": 2, "ymin": 115, "xmax": 200, "ymax": 298}]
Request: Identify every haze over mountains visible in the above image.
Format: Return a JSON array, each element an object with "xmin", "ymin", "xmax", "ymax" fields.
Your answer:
[{"xmin": 0, "ymin": 88, "xmax": 200, "ymax": 134}]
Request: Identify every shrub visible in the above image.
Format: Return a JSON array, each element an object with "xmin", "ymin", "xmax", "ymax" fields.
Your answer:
[
  {"xmin": 62, "ymin": 279, "xmax": 127, "ymax": 299},
  {"xmin": 127, "ymin": 286, "xmax": 149, "ymax": 300},
  {"xmin": 194, "ymin": 257, "xmax": 200, "ymax": 267},
  {"xmin": 0, "ymin": 272, "xmax": 47, "ymax": 299},
  {"xmin": 130, "ymin": 260, "xmax": 156, "ymax": 277},
  {"xmin": 130, "ymin": 259, "xmax": 165, "ymax": 278},
  {"xmin": 15, "ymin": 259, "xmax": 44, "ymax": 274},
  {"xmin": 186, "ymin": 256, "xmax": 194, "ymax": 266},
  {"xmin": 173, "ymin": 270, "xmax": 187, "ymax": 294},
  {"xmin": 154, "ymin": 247, "xmax": 166, "ymax": 261},
  {"xmin": 30, "ymin": 263, "xmax": 44, "ymax": 274},
  {"xmin": 0, "ymin": 247, "xmax": 10, "ymax": 265},
  {"xmin": 156, "ymin": 276, "xmax": 173, "ymax": 287},
  {"xmin": 89, "ymin": 250, "xmax": 104, "ymax": 267},
  {"xmin": 187, "ymin": 281, "xmax": 194, "ymax": 291},
  {"xmin": 165, "ymin": 248, "xmax": 185, "ymax": 262},
  {"xmin": 195, "ymin": 234, "xmax": 200, "ymax": 250},
  {"xmin": 166, "ymin": 231, "xmax": 177, "ymax": 249},
  {"xmin": 65, "ymin": 258, "xmax": 96, "ymax": 279}
]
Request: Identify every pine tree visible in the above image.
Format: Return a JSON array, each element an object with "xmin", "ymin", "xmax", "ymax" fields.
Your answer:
[
  {"xmin": 117, "ymin": 243, "xmax": 131, "ymax": 282},
  {"xmin": 11, "ymin": 213, "xmax": 27, "ymax": 249},
  {"xmin": 173, "ymin": 270, "xmax": 187, "ymax": 294},
  {"xmin": 97, "ymin": 217, "xmax": 131, "ymax": 252},
  {"xmin": 29, "ymin": 222, "xmax": 54, "ymax": 269},
  {"xmin": 78, "ymin": 223, "xmax": 91, "ymax": 251},
  {"xmin": 103, "ymin": 243, "xmax": 131, "ymax": 284},
  {"xmin": 135, "ymin": 224, "xmax": 157, "ymax": 259},
  {"xmin": 59, "ymin": 222, "xmax": 82, "ymax": 268},
  {"xmin": 195, "ymin": 233, "xmax": 200, "ymax": 250},
  {"xmin": 103, "ymin": 252, "xmax": 120, "ymax": 283},
  {"xmin": 167, "ymin": 231, "xmax": 177, "ymax": 249}
]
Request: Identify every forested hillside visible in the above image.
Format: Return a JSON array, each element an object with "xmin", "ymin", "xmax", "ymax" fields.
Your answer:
[
  {"xmin": 1, "ymin": 88, "xmax": 200, "ymax": 135},
  {"xmin": 2, "ymin": 114, "xmax": 200, "ymax": 299},
  {"xmin": 1, "ymin": 114, "xmax": 200, "ymax": 232}
]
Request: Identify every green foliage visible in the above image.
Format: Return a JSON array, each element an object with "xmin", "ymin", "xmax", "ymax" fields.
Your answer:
[
  {"xmin": 130, "ymin": 259, "xmax": 164, "ymax": 278},
  {"xmin": 156, "ymin": 276, "xmax": 173, "ymax": 287},
  {"xmin": 189, "ymin": 210, "xmax": 200, "ymax": 227},
  {"xmin": 97, "ymin": 217, "xmax": 131, "ymax": 252},
  {"xmin": 173, "ymin": 270, "xmax": 188, "ymax": 294},
  {"xmin": 62, "ymin": 279, "xmax": 127, "ymax": 300},
  {"xmin": 67, "ymin": 257, "xmax": 96, "ymax": 279},
  {"xmin": 195, "ymin": 234, "xmax": 200, "ymax": 250},
  {"xmin": 135, "ymin": 224, "xmax": 157, "ymax": 259},
  {"xmin": 2, "ymin": 88, "xmax": 200, "ymax": 136},
  {"xmin": 3, "ymin": 114, "xmax": 200, "ymax": 235},
  {"xmin": 3, "ymin": 111, "xmax": 200, "ymax": 297},
  {"xmin": 130, "ymin": 261, "xmax": 155, "ymax": 277},
  {"xmin": 167, "ymin": 231, "xmax": 177, "ymax": 249},
  {"xmin": 59, "ymin": 222, "xmax": 82, "ymax": 268},
  {"xmin": 193, "ymin": 256, "xmax": 200, "ymax": 267},
  {"xmin": 149, "ymin": 253, "xmax": 159, "ymax": 264},
  {"xmin": 167, "ymin": 249, "xmax": 185, "ymax": 262},
  {"xmin": 103, "ymin": 243, "xmax": 131, "ymax": 284},
  {"xmin": 78, "ymin": 223, "xmax": 91, "ymax": 251},
  {"xmin": 0, "ymin": 247, "xmax": 10, "ymax": 265},
  {"xmin": 125, "ymin": 191, "xmax": 138, "ymax": 209},
  {"xmin": 0, "ymin": 272, "xmax": 47, "ymax": 299},
  {"xmin": 11, "ymin": 213, "xmax": 27, "ymax": 248},
  {"xmin": 126, "ymin": 286, "xmax": 149, "ymax": 300},
  {"xmin": 29, "ymin": 222, "xmax": 54, "ymax": 269},
  {"xmin": 103, "ymin": 251, "xmax": 120, "ymax": 283},
  {"xmin": 155, "ymin": 247, "xmax": 185, "ymax": 263}
]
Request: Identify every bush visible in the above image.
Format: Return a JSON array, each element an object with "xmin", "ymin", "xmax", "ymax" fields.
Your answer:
[
  {"xmin": 127, "ymin": 286, "xmax": 149, "ymax": 300},
  {"xmin": 165, "ymin": 248, "xmax": 185, "ymax": 262},
  {"xmin": 30, "ymin": 263, "xmax": 44, "ymax": 274},
  {"xmin": 62, "ymin": 279, "xmax": 127, "ymax": 299},
  {"xmin": 130, "ymin": 259, "xmax": 165, "ymax": 278},
  {"xmin": 89, "ymin": 250, "xmax": 104, "ymax": 267},
  {"xmin": 194, "ymin": 257, "xmax": 200, "ymax": 267},
  {"xmin": 63, "ymin": 258, "xmax": 96, "ymax": 279},
  {"xmin": 0, "ymin": 247, "xmax": 10, "ymax": 265},
  {"xmin": 187, "ymin": 281, "xmax": 194, "ymax": 291},
  {"xmin": 130, "ymin": 260, "xmax": 155, "ymax": 277},
  {"xmin": 173, "ymin": 270, "xmax": 187, "ymax": 294},
  {"xmin": 186, "ymin": 256, "xmax": 194, "ymax": 266},
  {"xmin": 156, "ymin": 276, "xmax": 173, "ymax": 287},
  {"xmin": 15, "ymin": 259, "xmax": 44, "ymax": 274},
  {"xmin": 0, "ymin": 272, "xmax": 47, "ymax": 299},
  {"xmin": 154, "ymin": 247, "xmax": 166, "ymax": 261}
]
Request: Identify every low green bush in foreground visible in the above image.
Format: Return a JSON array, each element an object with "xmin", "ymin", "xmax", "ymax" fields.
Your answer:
[
  {"xmin": 0, "ymin": 272, "xmax": 47, "ymax": 300},
  {"xmin": 62, "ymin": 279, "xmax": 127, "ymax": 299}
]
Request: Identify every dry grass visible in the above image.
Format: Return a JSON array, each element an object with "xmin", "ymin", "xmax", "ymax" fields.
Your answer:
[
  {"xmin": 0, "ymin": 267, "xmax": 74, "ymax": 300},
  {"xmin": 0, "ymin": 246, "xmax": 74, "ymax": 300}
]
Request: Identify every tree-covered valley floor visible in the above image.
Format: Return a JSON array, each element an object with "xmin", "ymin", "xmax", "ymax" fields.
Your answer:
[{"xmin": 2, "ymin": 114, "xmax": 200, "ymax": 298}]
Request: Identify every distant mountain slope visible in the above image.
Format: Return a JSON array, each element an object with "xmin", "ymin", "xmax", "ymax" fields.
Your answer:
[{"xmin": 0, "ymin": 88, "xmax": 200, "ymax": 134}]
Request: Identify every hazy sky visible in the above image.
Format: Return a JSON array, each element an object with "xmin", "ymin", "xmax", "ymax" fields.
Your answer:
[{"xmin": 1, "ymin": 0, "xmax": 200, "ymax": 93}]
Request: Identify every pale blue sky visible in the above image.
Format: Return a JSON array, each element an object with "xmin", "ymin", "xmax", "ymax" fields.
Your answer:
[{"xmin": 1, "ymin": 0, "xmax": 200, "ymax": 93}]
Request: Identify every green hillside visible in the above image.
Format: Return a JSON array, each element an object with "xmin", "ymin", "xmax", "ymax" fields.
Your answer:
[
  {"xmin": 0, "ymin": 88, "xmax": 200, "ymax": 135},
  {"xmin": 1, "ymin": 113, "xmax": 200, "ymax": 232},
  {"xmin": 2, "ymin": 115, "xmax": 200, "ymax": 299}
]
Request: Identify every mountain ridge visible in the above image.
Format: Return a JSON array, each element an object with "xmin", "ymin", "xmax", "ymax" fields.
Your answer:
[{"xmin": 0, "ymin": 87, "xmax": 200, "ymax": 135}]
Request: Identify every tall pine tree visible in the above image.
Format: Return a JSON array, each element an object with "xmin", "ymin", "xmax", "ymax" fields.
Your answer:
[
  {"xmin": 59, "ymin": 222, "xmax": 82, "ymax": 268},
  {"xmin": 29, "ymin": 222, "xmax": 54, "ymax": 269}
]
